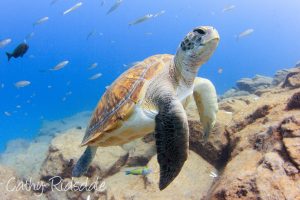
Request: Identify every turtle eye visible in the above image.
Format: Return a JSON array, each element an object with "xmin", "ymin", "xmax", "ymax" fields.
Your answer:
[{"xmin": 194, "ymin": 28, "xmax": 206, "ymax": 35}]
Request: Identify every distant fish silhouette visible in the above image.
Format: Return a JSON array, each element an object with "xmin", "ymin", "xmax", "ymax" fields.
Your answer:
[
  {"xmin": 106, "ymin": 0, "xmax": 123, "ymax": 15},
  {"xmin": 236, "ymin": 29, "xmax": 254, "ymax": 41},
  {"xmin": 50, "ymin": 60, "xmax": 69, "ymax": 71},
  {"xmin": 0, "ymin": 38, "xmax": 12, "ymax": 48},
  {"xmin": 15, "ymin": 80, "xmax": 31, "ymax": 88},
  {"xmin": 88, "ymin": 62, "xmax": 98, "ymax": 70},
  {"xmin": 50, "ymin": 0, "xmax": 59, "ymax": 5},
  {"xmin": 89, "ymin": 73, "xmax": 102, "ymax": 80},
  {"xmin": 222, "ymin": 5, "xmax": 236, "ymax": 13},
  {"xmin": 6, "ymin": 43, "xmax": 29, "ymax": 61},
  {"xmin": 63, "ymin": 2, "xmax": 83, "ymax": 15},
  {"xmin": 33, "ymin": 16, "xmax": 49, "ymax": 26}
]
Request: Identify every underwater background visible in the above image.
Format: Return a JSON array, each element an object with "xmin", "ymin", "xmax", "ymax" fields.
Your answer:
[{"xmin": 0, "ymin": 0, "xmax": 300, "ymax": 152}]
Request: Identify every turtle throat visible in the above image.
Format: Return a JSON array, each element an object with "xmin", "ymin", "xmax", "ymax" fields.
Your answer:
[{"xmin": 173, "ymin": 51, "xmax": 200, "ymax": 87}]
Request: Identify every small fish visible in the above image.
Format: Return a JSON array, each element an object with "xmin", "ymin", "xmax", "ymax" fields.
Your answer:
[
  {"xmin": 0, "ymin": 38, "xmax": 12, "ymax": 48},
  {"xmin": 86, "ymin": 195, "xmax": 91, "ymax": 200},
  {"xmin": 209, "ymin": 171, "xmax": 218, "ymax": 178},
  {"xmin": 106, "ymin": 0, "xmax": 123, "ymax": 15},
  {"xmin": 222, "ymin": 5, "xmax": 236, "ymax": 13},
  {"xmin": 129, "ymin": 14, "xmax": 154, "ymax": 26},
  {"xmin": 100, "ymin": 0, "xmax": 105, "ymax": 6},
  {"xmin": 25, "ymin": 32, "xmax": 35, "ymax": 40},
  {"xmin": 33, "ymin": 17, "xmax": 49, "ymax": 26},
  {"xmin": 76, "ymin": 126, "xmax": 82, "ymax": 130},
  {"xmin": 88, "ymin": 62, "xmax": 98, "ymax": 70},
  {"xmin": 50, "ymin": 60, "xmax": 69, "ymax": 71},
  {"xmin": 4, "ymin": 111, "xmax": 11, "ymax": 117},
  {"xmin": 1, "ymin": 83, "xmax": 4, "ymax": 88},
  {"xmin": 50, "ymin": 0, "xmax": 59, "ymax": 5},
  {"xmin": 66, "ymin": 91, "xmax": 72, "ymax": 96},
  {"xmin": 224, "ymin": 111, "xmax": 233, "ymax": 115},
  {"xmin": 16, "ymin": 105, "xmax": 21, "ymax": 109},
  {"xmin": 6, "ymin": 43, "xmax": 29, "ymax": 61},
  {"xmin": 125, "ymin": 167, "xmax": 152, "ymax": 175},
  {"xmin": 236, "ymin": 29, "xmax": 254, "ymax": 40},
  {"xmin": 48, "ymin": 85, "xmax": 52, "ymax": 89},
  {"xmin": 145, "ymin": 32, "xmax": 153, "ymax": 36},
  {"xmin": 15, "ymin": 80, "xmax": 31, "ymax": 88},
  {"xmin": 217, "ymin": 68, "xmax": 223, "ymax": 74},
  {"xmin": 63, "ymin": 2, "xmax": 83, "ymax": 15},
  {"xmin": 89, "ymin": 73, "xmax": 102, "ymax": 80},
  {"xmin": 153, "ymin": 10, "xmax": 166, "ymax": 18},
  {"xmin": 62, "ymin": 97, "xmax": 67, "ymax": 101},
  {"xmin": 86, "ymin": 30, "xmax": 97, "ymax": 40}
]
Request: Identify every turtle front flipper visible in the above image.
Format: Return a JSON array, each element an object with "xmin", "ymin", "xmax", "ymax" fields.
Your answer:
[
  {"xmin": 72, "ymin": 146, "xmax": 97, "ymax": 177},
  {"xmin": 192, "ymin": 77, "xmax": 218, "ymax": 140},
  {"xmin": 155, "ymin": 95, "xmax": 189, "ymax": 190}
]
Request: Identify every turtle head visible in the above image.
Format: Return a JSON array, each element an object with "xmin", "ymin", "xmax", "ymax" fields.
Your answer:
[{"xmin": 175, "ymin": 26, "xmax": 219, "ymax": 70}]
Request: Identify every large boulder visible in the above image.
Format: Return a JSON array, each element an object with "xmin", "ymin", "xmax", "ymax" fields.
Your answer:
[{"xmin": 236, "ymin": 75, "xmax": 273, "ymax": 93}]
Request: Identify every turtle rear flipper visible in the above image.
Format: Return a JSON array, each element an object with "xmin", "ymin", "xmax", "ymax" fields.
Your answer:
[
  {"xmin": 72, "ymin": 146, "xmax": 97, "ymax": 177},
  {"xmin": 155, "ymin": 95, "xmax": 189, "ymax": 190}
]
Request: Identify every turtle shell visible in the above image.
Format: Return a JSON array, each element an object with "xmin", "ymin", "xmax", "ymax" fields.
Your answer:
[{"xmin": 81, "ymin": 54, "xmax": 173, "ymax": 146}]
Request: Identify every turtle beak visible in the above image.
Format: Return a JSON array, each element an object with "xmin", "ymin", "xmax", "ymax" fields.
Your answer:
[{"xmin": 194, "ymin": 26, "xmax": 220, "ymax": 45}]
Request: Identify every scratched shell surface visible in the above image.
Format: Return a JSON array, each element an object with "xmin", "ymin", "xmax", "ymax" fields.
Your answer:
[{"xmin": 81, "ymin": 54, "xmax": 173, "ymax": 145}]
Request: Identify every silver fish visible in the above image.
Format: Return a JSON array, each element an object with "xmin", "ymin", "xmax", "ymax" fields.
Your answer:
[
  {"xmin": 129, "ymin": 14, "xmax": 154, "ymax": 26},
  {"xmin": 0, "ymin": 38, "xmax": 12, "ymax": 48},
  {"xmin": 217, "ymin": 68, "xmax": 223, "ymax": 74},
  {"xmin": 222, "ymin": 5, "xmax": 236, "ymax": 12},
  {"xmin": 4, "ymin": 111, "xmax": 11, "ymax": 117},
  {"xmin": 0, "ymin": 83, "xmax": 4, "ymax": 88},
  {"xmin": 25, "ymin": 32, "xmax": 35, "ymax": 40},
  {"xmin": 33, "ymin": 17, "xmax": 49, "ymax": 26},
  {"xmin": 50, "ymin": 60, "xmax": 69, "ymax": 71},
  {"xmin": 88, "ymin": 62, "xmax": 98, "ymax": 70},
  {"xmin": 15, "ymin": 80, "xmax": 31, "ymax": 88},
  {"xmin": 63, "ymin": 2, "xmax": 83, "ymax": 15},
  {"xmin": 86, "ymin": 30, "xmax": 102, "ymax": 40},
  {"xmin": 107, "ymin": 0, "xmax": 123, "ymax": 15},
  {"xmin": 153, "ymin": 10, "xmax": 166, "ymax": 18},
  {"xmin": 89, "ymin": 73, "xmax": 102, "ymax": 80},
  {"xmin": 236, "ymin": 29, "xmax": 254, "ymax": 40}
]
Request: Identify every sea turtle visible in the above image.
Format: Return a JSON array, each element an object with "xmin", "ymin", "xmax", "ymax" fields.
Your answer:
[{"xmin": 72, "ymin": 26, "xmax": 220, "ymax": 190}]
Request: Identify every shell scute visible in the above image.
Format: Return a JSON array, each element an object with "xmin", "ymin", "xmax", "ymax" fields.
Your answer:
[{"xmin": 81, "ymin": 55, "xmax": 172, "ymax": 146}]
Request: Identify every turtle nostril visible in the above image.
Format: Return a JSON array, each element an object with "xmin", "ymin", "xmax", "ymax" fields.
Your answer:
[{"xmin": 194, "ymin": 28, "xmax": 206, "ymax": 35}]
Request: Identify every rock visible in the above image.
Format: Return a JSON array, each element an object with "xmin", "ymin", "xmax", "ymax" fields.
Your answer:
[
  {"xmin": 40, "ymin": 129, "xmax": 128, "ymax": 180},
  {"xmin": 122, "ymin": 138, "xmax": 156, "ymax": 166},
  {"xmin": 219, "ymin": 95, "xmax": 259, "ymax": 113},
  {"xmin": 209, "ymin": 149, "xmax": 263, "ymax": 200},
  {"xmin": 273, "ymin": 68, "xmax": 291, "ymax": 85},
  {"xmin": 283, "ymin": 138, "xmax": 300, "ymax": 168},
  {"xmin": 0, "ymin": 165, "xmax": 33, "ymax": 199},
  {"xmin": 236, "ymin": 75, "xmax": 273, "ymax": 93},
  {"xmin": 0, "ymin": 138, "xmax": 50, "ymax": 181},
  {"xmin": 256, "ymin": 152, "xmax": 300, "ymax": 200},
  {"xmin": 106, "ymin": 151, "xmax": 216, "ymax": 200},
  {"xmin": 282, "ymin": 68, "xmax": 300, "ymax": 88},
  {"xmin": 221, "ymin": 88, "xmax": 251, "ymax": 99},
  {"xmin": 188, "ymin": 110, "xmax": 230, "ymax": 167}
]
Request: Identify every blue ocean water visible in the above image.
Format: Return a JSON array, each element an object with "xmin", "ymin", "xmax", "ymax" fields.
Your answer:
[{"xmin": 0, "ymin": 0, "xmax": 299, "ymax": 152}]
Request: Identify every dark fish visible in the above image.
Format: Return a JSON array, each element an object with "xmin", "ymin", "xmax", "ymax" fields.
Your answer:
[{"xmin": 6, "ymin": 43, "xmax": 29, "ymax": 61}]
